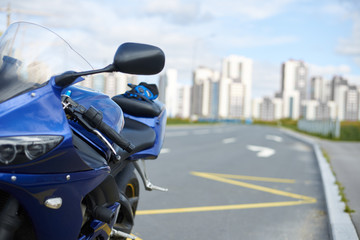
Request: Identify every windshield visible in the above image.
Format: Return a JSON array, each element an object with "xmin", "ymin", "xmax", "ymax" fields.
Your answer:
[{"xmin": 0, "ymin": 22, "xmax": 92, "ymax": 103}]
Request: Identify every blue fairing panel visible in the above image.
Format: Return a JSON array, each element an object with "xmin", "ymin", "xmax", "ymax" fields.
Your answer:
[
  {"xmin": 0, "ymin": 167, "xmax": 110, "ymax": 240},
  {"xmin": 63, "ymin": 85, "xmax": 124, "ymax": 132},
  {"xmin": 125, "ymin": 107, "xmax": 167, "ymax": 160},
  {"xmin": 0, "ymin": 82, "xmax": 92, "ymax": 173}
]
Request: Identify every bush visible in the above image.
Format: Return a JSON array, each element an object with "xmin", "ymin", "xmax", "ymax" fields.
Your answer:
[{"xmin": 340, "ymin": 122, "xmax": 360, "ymax": 141}]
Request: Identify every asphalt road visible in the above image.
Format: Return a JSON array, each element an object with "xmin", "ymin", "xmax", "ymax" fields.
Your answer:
[{"xmin": 131, "ymin": 124, "xmax": 330, "ymax": 240}]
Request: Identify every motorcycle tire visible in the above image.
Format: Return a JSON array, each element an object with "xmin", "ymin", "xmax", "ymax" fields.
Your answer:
[{"xmin": 112, "ymin": 163, "xmax": 140, "ymax": 239}]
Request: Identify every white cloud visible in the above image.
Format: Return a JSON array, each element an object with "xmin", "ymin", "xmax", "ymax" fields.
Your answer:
[
  {"xmin": 3, "ymin": 0, "xmax": 359, "ymax": 89},
  {"xmin": 336, "ymin": 14, "xmax": 360, "ymax": 56},
  {"xmin": 321, "ymin": 3, "xmax": 347, "ymax": 16},
  {"xmin": 217, "ymin": 35, "xmax": 298, "ymax": 49},
  {"xmin": 308, "ymin": 63, "xmax": 351, "ymax": 78},
  {"xmin": 203, "ymin": 0, "xmax": 296, "ymax": 20},
  {"xmin": 143, "ymin": 0, "xmax": 211, "ymax": 25}
]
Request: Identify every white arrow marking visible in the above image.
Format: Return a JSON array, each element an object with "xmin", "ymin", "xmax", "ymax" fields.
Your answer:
[
  {"xmin": 266, "ymin": 135, "xmax": 283, "ymax": 142},
  {"xmin": 246, "ymin": 145, "xmax": 275, "ymax": 158},
  {"xmin": 222, "ymin": 138, "xmax": 236, "ymax": 144}
]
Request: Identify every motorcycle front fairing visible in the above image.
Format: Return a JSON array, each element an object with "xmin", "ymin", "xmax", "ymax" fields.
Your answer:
[
  {"xmin": 63, "ymin": 85, "xmax": 124, "ymax": 156},
  {"xmin": 0, "ymin": 22, "xmax": 118, "ymax": 240},
  {"xmin": 0, "ymin": 78, "xmax": 114, "ymax": 240}
]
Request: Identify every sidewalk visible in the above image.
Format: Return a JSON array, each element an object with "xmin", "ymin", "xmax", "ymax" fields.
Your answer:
[
  {"xmin": 318, "ymin": 140, "xmax": 360, "ymax": 236},
  {"xmin": 281, "ymin": 129, "xmax": 359, "ymax": 240}
]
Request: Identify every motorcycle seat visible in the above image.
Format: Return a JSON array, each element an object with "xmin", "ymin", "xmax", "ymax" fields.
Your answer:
[
  {"xmin": 112, "ymin": 95, "xmax": 162, "ymax": 118},
  {"xmin": 116, "ymin": 117, "xmax": 156, "ymax": 159}
]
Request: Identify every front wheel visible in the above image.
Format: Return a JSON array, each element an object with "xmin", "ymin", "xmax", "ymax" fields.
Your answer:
[{"xmin": 112, "ymin": 163, "xmax": 140, "ymax": 239}]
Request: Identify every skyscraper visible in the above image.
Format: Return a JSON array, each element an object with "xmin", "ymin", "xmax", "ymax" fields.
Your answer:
[
  {"xmin": 218, "ymin": 55, "xmax": 252, "ymax": 119},
  {"xmin": 281, "ymin": 60, "xmax": 308, "ymax": 119},
  {"xmin": 158, "ymin": 69, "xmax": 178, "ymax": 118},
  {"xmin": 79, "ymin": 73, "xmax": 137, "ymax": 97},
  {"xmin": 177, "ymin": 85, "xmax": 191, "ymax": 119},
  {"xmin": 310, "ymin": 76, "xmax": 323, "ymax": 101},
  {"xmin": 191, "ymin": 67, "xmax": 219, "ymax": 118},
  {"xmin": 345, "ymin": 85, "xmax": 359, "ymax": 121}
]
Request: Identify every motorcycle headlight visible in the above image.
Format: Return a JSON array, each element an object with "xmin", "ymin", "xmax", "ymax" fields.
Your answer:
[{"xmin": 0, "ymin": 136, "xmax": 63, "ymax": 165}]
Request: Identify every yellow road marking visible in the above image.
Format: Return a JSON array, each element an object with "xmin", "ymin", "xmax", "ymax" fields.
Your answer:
[
  {"xmin": 136, "ymin": 172, "xmax": 316, "ymax": 215},
  {"xmin": 206, "ymin": 172, "xmax": 296, "ymax": 183},
  {"xmin": 191, "ymin": 171, "xmax": 315, "ymax": 201},
  {"xmin": 136, "ymin": 200, "xmax": 314, "ymax": 215},
  {"xmin": 127, "ymin": 234, "xmax": 142, "ymax": 240}
]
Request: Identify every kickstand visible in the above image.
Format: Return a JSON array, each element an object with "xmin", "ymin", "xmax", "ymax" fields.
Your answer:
[{"xmin": 133, "ymin": 160, "xmax": 168, "ymax": 192}]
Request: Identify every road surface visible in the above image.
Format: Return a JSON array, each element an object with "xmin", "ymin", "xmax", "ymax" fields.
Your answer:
[{"xmin": 131, "ymin": 124, "xmax": 330, "ymax": 240}]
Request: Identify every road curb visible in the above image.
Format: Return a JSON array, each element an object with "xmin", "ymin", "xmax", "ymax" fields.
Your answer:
[{"xmin": 281, "ymin": 129, "xmax": 359, "ymax": 240}]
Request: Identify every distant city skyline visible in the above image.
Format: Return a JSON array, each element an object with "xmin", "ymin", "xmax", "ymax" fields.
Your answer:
[
  {"xmin": 85, "ymin": 54, "xmax": 360, "ymax": 122},
  {"xmin": 1, "ymin": 0, "xmax": 359, "ymax": 99}
]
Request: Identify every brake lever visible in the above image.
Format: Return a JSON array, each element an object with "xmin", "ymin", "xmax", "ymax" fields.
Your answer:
[{"xmin": 61, "ymin": 95, "xmax": 121, "ymax": 161}]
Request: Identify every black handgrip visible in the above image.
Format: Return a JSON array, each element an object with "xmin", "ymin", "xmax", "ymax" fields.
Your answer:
[
  {"xmin": 98, "ymin": 121, "xmax": 135, "ymax": 153},
  {"xmin": 84, "ymin": 106, "xmax": 135, "ymax": 153}
]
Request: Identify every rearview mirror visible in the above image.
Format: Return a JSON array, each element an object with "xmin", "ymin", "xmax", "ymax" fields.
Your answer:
[
  {"xmin": 54, "ymin": 42, "xmax": 165, "ymax": 88},
  {"xmin": 113, "ymin": 42, "xmax": 165, "ymax": 75}
]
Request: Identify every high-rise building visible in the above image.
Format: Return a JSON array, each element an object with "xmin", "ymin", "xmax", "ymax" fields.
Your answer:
[
  {"xmin": 345, "ymin": 85, "xmax": 359, "ymax": 121},
  {"xmin": 218, "ymin": 55, "xmax": 252, "ymax": 119},
  {"xmin": 191, "ymin": 67, "xmax": 219, "ymax": 118},
  {"xmin": 251, "ymin": 97, "xmax": 283, "ymax": 121},
  {"xmin": 281, "ymin": 60, "xmax": 308, "ymax": 119},
  {"xmin": 177, "ymin": 85, "xmax": 191, "ymax": 119},
  {"xmin": 334, "ymin": 84, "xmax": 348, "ymax": 121},
  {"xmin": 323, "ymin": 80, "xmax": 332, "ymax": 103},
  {"xmin": 310, "ymin": 76, "xmax": 323, "ymax": 101},
  {"xmin": 158, "ymin": 69, "xmax": 178, "ymax": 118},
  {"xmin": 251, "ymin": 98, "xmax": 262, "ymax": 119},
  {"xmin": 302, "ymin": 100, "xmax": 319, "ymax": 120},
  {"xmin": 79, "ymin": 73, "xmax": 137, "ymax": 97},
  {"xmin": 315, "ymin": 101, "xmax": 337, "ymax": 120},
  {"xmin": 331, "ymin": 76, "xmax": 348, "ymax": 101}
]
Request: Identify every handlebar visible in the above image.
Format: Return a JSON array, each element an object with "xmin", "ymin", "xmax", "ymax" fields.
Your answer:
[
  {"xmin": 62, "ymin": 95, "xmax": 134, "ymax": 154},
  {"xmin": 83, "ymin": 107, "xmax": 135, "ymax": 153}
]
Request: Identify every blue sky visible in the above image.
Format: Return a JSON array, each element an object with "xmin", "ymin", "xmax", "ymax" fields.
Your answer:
[{"xmin": 1, "ymin": 0, "xmax": 359, "ymax": 98}]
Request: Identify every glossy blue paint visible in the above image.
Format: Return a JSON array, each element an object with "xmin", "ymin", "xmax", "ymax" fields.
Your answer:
[
  {"xmin": 0, "ymin": 21, "xmax": 161, "ymax": 240},
  {"xmin": 64, "ymin": 85, "xmax": 124, "ymax": 132},
  {"xmin": 0, "ymin": 79, "xmax": 92, "ymax": 173},
  {"xmin": 0, "ymin": 81, "xmax": 67, "ymax": 137},
  {"xmin": 0, "ymin": 67, "xmax": 166, "ymax": 239},
  {"xmin": 0, "ymin": 167, "xmax": 110, "ymax": 240},
  {"xmin": 124, "ymin": 107, "xmax": 167, "ymax": 160},
  {"xmin": 0, "ymin": 74, "xmax": 119, "ymax": 239},
  {"xmin": 63, "ymin": 85, "xmax": 124, "ymax": 155}
]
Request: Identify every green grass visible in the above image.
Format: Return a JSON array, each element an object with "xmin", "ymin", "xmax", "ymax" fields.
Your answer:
[
  {"xmin": 340, "ymin": 122, "xmax": 360, "ymax": 141},
  {"xmin": 254, "ymin": 119, "xmax": 360, "ymax": 141},
  {"xmin": 322, "ymin": 149, "xmax": 355, "ymax": 214}
]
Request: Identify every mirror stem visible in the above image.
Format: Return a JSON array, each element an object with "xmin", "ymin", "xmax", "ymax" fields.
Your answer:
[{"xmin": 54, "ymin": 64, "xmax": 116, "ymax": 87}]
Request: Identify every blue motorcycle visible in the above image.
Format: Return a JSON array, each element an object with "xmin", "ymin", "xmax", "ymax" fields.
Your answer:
[{"xmin": 0, "ymin": 22, "xmax": 167, "ymax": 240}]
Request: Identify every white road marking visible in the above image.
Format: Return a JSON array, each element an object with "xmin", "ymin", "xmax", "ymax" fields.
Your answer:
[
  {"xmin": 222, "ymin": 138, "xmax": 236, "ymax": 144},
  {"xmin": 266, "ymin": 135, "xmax": 283, "ymax": 142},
  {"xmin": 194, "ymin": 129, "xmax": 211, "ymax": 135},
  {"xmin": 247, "ymin": 145, "xmax": 276, "ymax": 158},
  {"xmin": 213, "ymin": 128, "xmax": 224, "ymax": 133},
  {"xmin": 166, "ymin": 131, "xmax": 189, "ymax": 137},
  {"xmin": 160, "ymin": 148, "xmax": 171, "ymax": 154}
]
